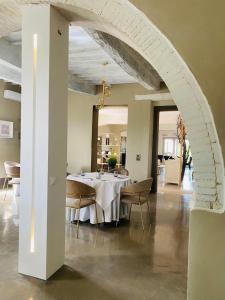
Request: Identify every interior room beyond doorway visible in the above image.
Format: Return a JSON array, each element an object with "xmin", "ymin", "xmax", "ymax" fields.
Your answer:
[
  {"xmin": 96, "ymin": 106, "xmax": 128, "ymax": 171},
  {"xmin": 157, "ymin": 110, "xmax": 193, "ymax": 194}
]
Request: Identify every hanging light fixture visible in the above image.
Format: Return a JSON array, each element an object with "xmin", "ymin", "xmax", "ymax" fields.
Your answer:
[
  {"xmin": 96, "ymin": 62, "xmax": 111, "ymax": 110},
  {"xmin": 96, "ymin": 80, "xmax": 111, "ymax": 110}
]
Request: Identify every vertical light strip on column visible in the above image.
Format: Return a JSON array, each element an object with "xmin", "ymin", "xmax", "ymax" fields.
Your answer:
[{"xmin": 30, "ymin": 33, "xmax": 38, "ymax": 253}]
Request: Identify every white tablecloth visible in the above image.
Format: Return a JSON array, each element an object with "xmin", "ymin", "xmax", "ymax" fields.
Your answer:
[{"xmin": 66, "ymin": 172, "xmax": 131, "ymax": 224}]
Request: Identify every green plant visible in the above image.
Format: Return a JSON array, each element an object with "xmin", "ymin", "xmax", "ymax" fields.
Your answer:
[{"xmin": 108, "ymin": 156, "xmax": 117, "ymax": 169}]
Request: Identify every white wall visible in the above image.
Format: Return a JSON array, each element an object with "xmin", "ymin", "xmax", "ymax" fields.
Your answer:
[
  {"xmin": 0, "ymin": 80, "xmax": 20, "ymax": 178},
  {"xmin": 67, "ymin": 83, "xmax": 155, "ymax": 181}
]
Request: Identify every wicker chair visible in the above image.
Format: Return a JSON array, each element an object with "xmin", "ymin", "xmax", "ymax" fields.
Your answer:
[
  {"xmin": 108, "ymin": 167, "xmax": 129, "ymax": 176},
  {"xmin": 120, "ymin": 178, "xmax": 153, "ymax": 230},
  {"xmin": 119, "ymin": 168, "xmax": 129, "ymax": 176},
  {"xmin": 3, "ymin": 161, "xmax": 20, "ymax": 200},
  {"xmin": 66, "ymin": 180, "xmax": 98, "ymax": 238}
]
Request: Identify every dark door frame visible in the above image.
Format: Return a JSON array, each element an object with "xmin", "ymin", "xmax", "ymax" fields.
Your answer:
[
  {"xmin": 91, "ymin": 105, "xmax": 128, "ymax": 172},
  {"xmin": 91, "ymin": 106, "xmax": 99, "ymax": 172},
  {"xmin": 151, "ymin": 105, "xmax": 178, "ymax": 193}
]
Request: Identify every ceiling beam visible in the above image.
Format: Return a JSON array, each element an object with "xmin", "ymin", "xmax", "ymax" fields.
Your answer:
[
  {"xmin": 0, "ymin": 38, "xmax": 97, "ymax": 95},
  {"xmin": 87, "ymin": 30, "xmax": 162, "ymax": 91},
  {"xmin": 0, "ymin": 38, "xmax": 21, "ymax": 84},
  {"xmin": 0, "ymin": 37, "xmax": 21, "ymax": 67},
  {"xmin": 68, "ymin": 73, "xmax": 97, "ymax": 95},
  {"xmin": 0, "ymin": 59, "xmax": 21, "ymax": 84},
  {"xmin": 4, "ymin": 89, "xmax": 21, "ymax": 102},
  {"xmin": 135, "ymin": 89, "xmax": 172, "ymax": 101}
]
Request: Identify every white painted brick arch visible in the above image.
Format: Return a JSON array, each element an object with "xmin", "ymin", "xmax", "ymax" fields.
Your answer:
[{"xmin": 3, "ymin": 0, "xmax": 225, "ymax": 210}]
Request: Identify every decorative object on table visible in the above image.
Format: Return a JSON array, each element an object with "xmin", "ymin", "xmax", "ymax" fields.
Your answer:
[
  {"xmin": 96, "ymin": 79, "xmax": 111, "ymax": 110},
  {"xmin": 66, "ymin": 180, "xmax": 98, "ymax": 238},
  {"xmin": 96, "ymin": 169, "xmax": 101, "ymax": 179},
  {"xmin": 3, "ymin": 161, "xmax": 20, "ymax": 201},
  {"xmin": 114, "ymin": 170, "xmax": 118, "ymax": 177},
  {"xmin": 108, "ymin": 155, "xmax": 117, "ymax": 170},
  {"xmin": 0, "ymin": 120, "xmax": 13, "ymax": 138},
  {"xmin": 80, "ymin": 168, "xmax": 85, "ymax": 176},
  {"xmin": 120, "ymin": 178, "xmax": 153, "ymax": 230},
  {"xmin": 177, "ymin": 114, "xmax": 187, "ymax": 182}
]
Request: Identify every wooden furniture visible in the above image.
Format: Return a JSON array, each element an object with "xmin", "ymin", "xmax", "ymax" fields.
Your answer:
[
  {"xmin": 3, "ymin": 161, "xmax": 20, "ymax": 201},
  {"xmin": 66, "ymin": 180, "xmax": 98, "ymax": 238},
  {"xmin": 120, "ymin": 178, "xmax": 153, "ymax": 230},
  {"xmin": 164, "ymin": 159, "xmax": 181, "ymax": 185}
]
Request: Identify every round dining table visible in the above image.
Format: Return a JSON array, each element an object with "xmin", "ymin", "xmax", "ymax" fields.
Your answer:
[{"xmin": 66, "ymin": 172, "xmax": 131, "ymax": 224}]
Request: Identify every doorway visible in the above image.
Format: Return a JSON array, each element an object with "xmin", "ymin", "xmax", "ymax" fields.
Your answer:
[
  {"xmin": 151, "ymin": 106, "xmax": 193, "ymax": 194},
  {"xmin": 91, "ymin": 106, "xmax": 128, "ymax": 172}
]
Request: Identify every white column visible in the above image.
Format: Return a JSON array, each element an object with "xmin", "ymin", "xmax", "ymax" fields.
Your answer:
[{"xmin": 18, "ymin": 5, "xmax": 69, "ymax": 280}]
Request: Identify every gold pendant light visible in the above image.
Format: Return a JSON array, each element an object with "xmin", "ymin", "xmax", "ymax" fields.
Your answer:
[
  {"xmin": 96, "ymin": 80, "xmax": 111, "ymax": 110},
  {"xmin": 96, "ymin": 62, "xmax": 111, "ymax": 110}
]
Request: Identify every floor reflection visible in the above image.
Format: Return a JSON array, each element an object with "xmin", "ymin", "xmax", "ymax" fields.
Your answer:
[
  {"xmin": 158, "ymin": 167, "xmax": 194, "ymax": 194},
  {"xmin": 0, "ymin": 185, "xmax": 191, "ymax": 300}
]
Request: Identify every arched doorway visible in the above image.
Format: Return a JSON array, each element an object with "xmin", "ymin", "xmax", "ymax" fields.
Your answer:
[
  {"xmin": 1, "ymin": 1, "xmax": 224, "ymax": 299},
  {"xmin": 2, "ymin": 0, "xmax": 221, "ymax": 211}
]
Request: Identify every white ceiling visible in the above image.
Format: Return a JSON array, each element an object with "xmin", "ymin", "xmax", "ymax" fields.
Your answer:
[
  {"xmin": 98, "ymin": 106, "xmax": 128, "ymax": 126},
  {"xmin": 5, "ymin": 26, "xmax": 138, "ymax": 85},
  {"xmin": 69, "ymin": 27, "xmax": 137, "ymax": 85}
]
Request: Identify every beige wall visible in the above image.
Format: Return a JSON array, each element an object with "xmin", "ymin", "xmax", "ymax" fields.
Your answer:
[
  {"xmin": 127, "ymin": 2, "xmax": 225, "ymax": 299},
  {"xmin": 67, "ymin": 83, "xmax": 155, "ymax": 181},
  {"xmin": 130, "ymin": 0, "xmax": 225, "ymax": 163},
  {"xmin": 188, "ymin": 210, "xmax": 225, "ymax": 300},
  {"xmin": 0, "ymin": 80, "xmax": 20, "ymax": 178},
  {"xmin": 67, "ymin": 90, "xmax": 94, "ymax": 174}
]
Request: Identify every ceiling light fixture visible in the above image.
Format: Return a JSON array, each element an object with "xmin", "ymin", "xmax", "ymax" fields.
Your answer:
[{"xmin": 96, "ymin": 80, "xmax": 111, "ymax": 110}]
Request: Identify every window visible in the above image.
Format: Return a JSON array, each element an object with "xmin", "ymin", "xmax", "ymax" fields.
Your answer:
[{"xmin": 163, "ymin": 137, "xmax": 179, "ymax": 156}]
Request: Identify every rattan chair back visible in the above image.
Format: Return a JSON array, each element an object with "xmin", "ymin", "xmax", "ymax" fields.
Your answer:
[
  {"xmin": 121, "ymin": 178, "xmax": 153, "ymax": 195},
  {"xmin": 66, "ymin": 180, "xmax": 96, "ymax": 199},
  {"xmin": 4, "ymin": 161, "xmax": 20, "ymax": 178}
]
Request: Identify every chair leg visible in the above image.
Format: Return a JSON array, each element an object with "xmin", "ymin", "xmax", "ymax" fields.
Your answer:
[
  {"xmin": 146, "ymin": 200, "xmax": 151, "ymax": 220},
  {"xmin": 2, "ymin": 177, "xmax": 7, "ymax": 191},
  {"xmin": 76, "ymin": 208, "xmax": 80, "ymax": 239},
  {"xmin": 3, "ymin": 179, "xmax": 9, "ymax": 201},
  {"xmin": 139, "ymin": 203, "xmax": 145, "ymax": 231},
  {"xmin": 128, "ymin": 204, "xmax": 132, "ymax": 221}
]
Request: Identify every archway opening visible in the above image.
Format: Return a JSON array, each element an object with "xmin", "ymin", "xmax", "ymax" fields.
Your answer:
[{"xmin": 0, "ymin": 1, "xmax": 224, "ymax": 299}]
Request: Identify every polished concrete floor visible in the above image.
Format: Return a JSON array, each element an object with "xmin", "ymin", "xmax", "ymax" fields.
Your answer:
[
  {"xmin": 0, "ymin": 185, "xmax": 191, "ymax": 300},
  {"xmin": 158, "ymin": 167, "xmax": 194, "ymax": 195}
]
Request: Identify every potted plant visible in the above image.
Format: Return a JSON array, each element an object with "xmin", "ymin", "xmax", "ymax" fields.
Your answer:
[{"xmin": 108, "ymin": 155, "xmax": 117, "ymax": 170}]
